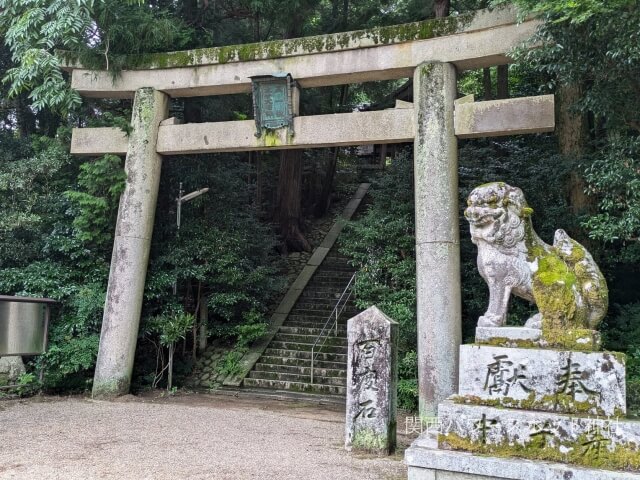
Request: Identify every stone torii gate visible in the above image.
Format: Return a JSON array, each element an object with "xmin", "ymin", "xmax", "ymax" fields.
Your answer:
[{"xmin": 65, "ymin": 6, "xmax": 554, "ymax": 415}]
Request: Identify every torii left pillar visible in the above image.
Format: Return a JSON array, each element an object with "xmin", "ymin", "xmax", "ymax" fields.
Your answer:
[{"xmin": 93, "ymin": 87, "xmax": 169, "ymax": 398}]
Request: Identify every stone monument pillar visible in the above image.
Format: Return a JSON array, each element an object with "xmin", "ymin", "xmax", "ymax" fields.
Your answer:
[
  {"xmin": 92, "ymin": 87, "xmax": 169, "ymax": 399},
  {"xmin": 345, "ymin": 306, "xmax": 398, "ymax": 455},
  {"xmin": 413, "ymin": 61, "xmax": 461, "ymax": 418}
]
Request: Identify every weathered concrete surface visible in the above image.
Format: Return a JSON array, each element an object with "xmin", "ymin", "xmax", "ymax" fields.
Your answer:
[
  {"xmin": 72, "ymin": 109, "xmax": 413, "ymax": 156},
  {"xmin": 68, "ymin": 9, "xmax": 539, "ymax": 98},
  {"xmin": 454, "ymin": 95, "xmax": 555, "ymax": 138},
  {"xmin": 457, "ymin": 345, "xmax": 626, "ymax": 416},
  {"xmin": 159, "ymin": 109, "xmax": 413, "ymax": 154},
  {"xmin": 345, "ymin": 306, "xmax": 398, "ymax": 455},
  {"xmin": 92, "ymin": 88, "xmax": 169, "ymax": 399},
  {"xmin": 413, "ymin": 62, "xmax": 461, "ymax": 418},
  {"xmin": 406, "ymin": 441, "xmax": 640, "ymax": 480}
]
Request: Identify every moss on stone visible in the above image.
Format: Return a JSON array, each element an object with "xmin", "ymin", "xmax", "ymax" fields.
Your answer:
[
  {"xmin": 474, "ymin": 337, "xmax": 540, "ymax": 349},
  {"xmin": 450, "ymin": 390, "xmax": 620, "ymax": 417},
  {"xmin": 92, "ymin": 376, "xmax": 131, "ymax": 399},
  {"xmin": 541, "ymin": 328, "xmax": 601, "ymax": 352},
  {"xmin": 439, "ymin": 430, "xmax": 640, "ymax": 472},
  {"xmin": 261, "ymin": 129, "xmax": 281, "ymax": 147},
  {"xmin": 59, "ymin": 12, "xmax": 474, "ymax": 71},
  {"xmin": 351, "ymin": 428, "xmax": 389, "ymax": 454},
  {"xmin": 474, "ymin": 330, "xmax": 601, "ymax": 351}
]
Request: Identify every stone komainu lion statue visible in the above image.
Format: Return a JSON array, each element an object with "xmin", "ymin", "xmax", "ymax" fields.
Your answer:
[{"xmin": 464, "ymin": 182, "xmax": 608, "ymax": 331}]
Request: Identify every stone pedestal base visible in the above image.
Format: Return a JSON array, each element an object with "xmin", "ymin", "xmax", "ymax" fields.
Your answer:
[{"xmin": 405, "ymin": 436, "xmax": 640, "ymax": 480}]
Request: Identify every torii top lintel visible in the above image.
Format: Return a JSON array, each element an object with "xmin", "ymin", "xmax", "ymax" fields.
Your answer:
[{"xmin": 61, "ymin": 6, "xmax": 539, "ymax": 99}]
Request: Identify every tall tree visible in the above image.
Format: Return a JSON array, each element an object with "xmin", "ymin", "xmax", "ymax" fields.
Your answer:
[{"xmin": 273, "ymin": 0, "xmax": 318, "ymax": 251}]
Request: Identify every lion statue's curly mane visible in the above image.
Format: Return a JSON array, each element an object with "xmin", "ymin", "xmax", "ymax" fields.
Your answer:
[{"xmin": 464, "ymin": 182, "xmax": 608, "ymax": 332}]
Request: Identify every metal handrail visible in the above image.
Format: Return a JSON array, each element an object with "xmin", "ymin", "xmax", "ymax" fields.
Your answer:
[{"xmin": 310, "ymin": 272, "xmax": 356, "ymax": 384}]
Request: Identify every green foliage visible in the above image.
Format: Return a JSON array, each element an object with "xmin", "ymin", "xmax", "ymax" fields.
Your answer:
[
  {"xmin": 65, "ymin": 155, "xmax": 126, "ymax": 251},
  {"xmin": 43, "ymin": 334, "xmax": 100, "ymax": 390},
  {"xmin": 492, "ymin": 0, "xmax": 640, "ymax": 252},
  {"xmin": 147, "ymin": 311, "xmax": 195, "ymax": 347},
  {"xmin": 0, "ymin": 132, "xmax": 115, "ymax": 390},
  {"xmin": 493, "ymin": 0, "xmax": 633, "ymax": 24},
  {"xmin": 0, "ymin": 0, "xmax": 191, "ymax": 112},
  {"xmin": 340, "ymin": 150, "xmax": 416, "ymax": 352},
  {"xmin": 144, "ymin": 156, "xmax": 283, "ymax": 340},
  {"xmin": 15, "ymin": 372, "xmax": 38, "ymax": 397},
  {"xmin": 0, "ymin": 0, "xmax": 93, "ymax": 111},
  {"xmin": 398, "ymin": 351, "xmax": 418, "ymax": 411},
  {"xmin": 582, "ymin": 137, "xmax": 640, "ymax": 254},
  {"xmin": 215, "ymin": 350, "xmax": 246, "ymax": 378},
  {"xmin": 235, "ymin": 322, "xmax": 268, "ymax": 349}
]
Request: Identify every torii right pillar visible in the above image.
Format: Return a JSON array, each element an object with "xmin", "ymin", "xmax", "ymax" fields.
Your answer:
[{"xmin": 413, "ymin": 61, "xmax": 461, "ymax": 418}]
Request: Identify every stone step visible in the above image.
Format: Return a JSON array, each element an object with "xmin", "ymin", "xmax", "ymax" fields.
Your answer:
[
  {"xmin": 300, "ymin": 286, "xmax": 353, "ymax": 295},
  {"xmin": 289, "ymin": 308, "xmax": 360, "ymax": 318},
  {"xmin": 253, "ymin": 362, "xmax": 346, "ymax": 378},
  {"xmin": 274, "ymin": 333, "xmax": 346, "ymax": 346},
  {"xmin": 213, "ymin": 386, "xmax": 346, "ymax": 406},
  {"xmin": 263, "ymin": 348, "xmax": 347, "ymax": 363},
  {"xmin": 291, "ymin": 303, "xmax": 356, "ymax": 313},
  {"xmin": 269, "ymin": 341, "xmax": 348, "ymax": 354},
  {"xmin": 282, "ymin": 321, "xmax": 347, "ymax": 338},
  {"xmin": 322, "ymin": 256, "xmax": 351, "ymax": 264},
  {"xmin": 284, "ymin": 318, "xmax": 349, "ymax": 328},
  {"xmin": 258, "ymin": 355, "xmax": 346, "ymax": 370},
  {"xmin": 278, "ymin": 325, "xmax": 347, "ymax": 336},
  {"xmin": 314, "ymin": 267, "xmax": 354, "ymax": 274},
  {"xmin": 299, "ymin": 289, "xmax": 343, "ymax": 297},
  {"xmin": 311, "ymin": 272, "xmax": 355, "ymax": 281},
  {"xmin": 242, "ymin": 377, "xmax": 347, "ymax": 396},
  {"xmin": 292, "ymin": 301, "xmax": 357, "ymax": 312},
  {"xmin": 306, "ymin": 280, "xmax": 354, "ymax": 288},
  {"xmin": 248, "ymin": 370, "xmax": 347, "ymax": 386}
]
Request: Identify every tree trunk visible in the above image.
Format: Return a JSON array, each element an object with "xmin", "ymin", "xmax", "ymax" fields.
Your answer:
[
  {"xmin": 483, "ymin": 68, "xmax": 493, "ymax": 100},
  {"xmin": 314, "ymin": 84, "xmax": 349, "ymax": 217},
  {"xmin": 277, "ymin": 150, "xmax": 311, "ymax": 252},
  {"xmin": 167, "ymin": 343, "xmax": 174, "ymax": 391},
  {"xmin": 434, "ymin": 0, "xmax": 450, "ymax": 18},
  {"xmin": 341, "ymin": 0, "xmax": 350, "ymax": 30},
  {"xmin": 497, "ymin": 65, "xmax": 509, "ymax": 99},
  {"xmin": 314, "ymin": 150, "xmax": 339, "ymax": 218},
  {"xmin": 557, "ymin": 83, "xmax": 591, "ymax": 215},
  {"xmin": 198, "ymin": 294, "xmax": 208, "ymax": 353}
]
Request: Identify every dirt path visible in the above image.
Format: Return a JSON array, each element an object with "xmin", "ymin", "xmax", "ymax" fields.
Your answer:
[{"xmin": 0, "ymin": 393, "xmax": 408, "ymax": 480}]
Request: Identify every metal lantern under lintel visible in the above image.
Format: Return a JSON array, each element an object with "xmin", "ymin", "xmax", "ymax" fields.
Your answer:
[{"xmin": 250, "ymin": 73, "xmax": 299, "ymax": 137}]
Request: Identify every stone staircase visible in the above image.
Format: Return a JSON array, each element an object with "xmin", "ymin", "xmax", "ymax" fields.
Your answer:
[{"xmin": 242, "ymin": 250, "xmax": 358, "ymax": 398}]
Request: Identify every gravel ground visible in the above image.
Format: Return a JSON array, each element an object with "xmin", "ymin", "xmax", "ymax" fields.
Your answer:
[{"xmin": 0, "ymin": 393, "xmax": 407, "ymax": 480}]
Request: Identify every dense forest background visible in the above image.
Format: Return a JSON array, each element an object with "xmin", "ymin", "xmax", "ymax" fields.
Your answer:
[{"xmin": 0, "ymin": 0, "xmax": 638, "ymax": 412}]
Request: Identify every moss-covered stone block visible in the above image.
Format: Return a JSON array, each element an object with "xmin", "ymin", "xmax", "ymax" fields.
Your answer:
[{"xmin": 437, "ymin": 401, "xmax": 640, "ymax": 472}]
